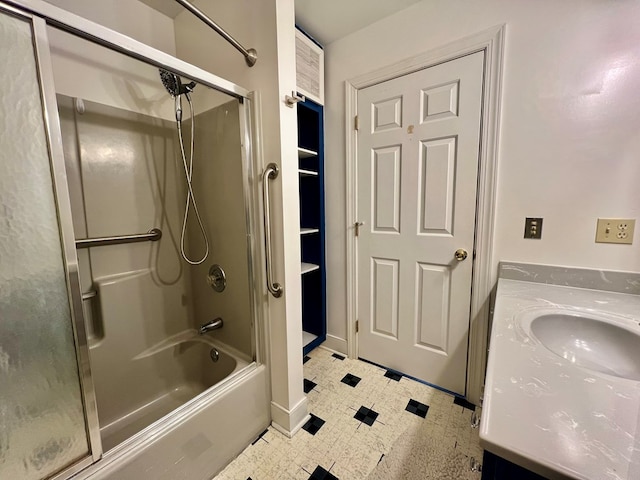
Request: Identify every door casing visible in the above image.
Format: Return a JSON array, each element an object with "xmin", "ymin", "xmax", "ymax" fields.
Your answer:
[{"xmin": 345, "ymin": 25, "xmax": 505, "ymax": 405}]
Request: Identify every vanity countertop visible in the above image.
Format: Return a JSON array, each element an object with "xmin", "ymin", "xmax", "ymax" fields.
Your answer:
[{"xmin": 480, "ymin": 277, "xmax": 640, "ymax": 480}]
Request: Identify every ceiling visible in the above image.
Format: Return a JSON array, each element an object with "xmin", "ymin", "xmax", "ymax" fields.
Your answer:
[
  {"xmin": 294, "ymin": 0, "xmax": 422, "ymax": 45},
  {"xmin": 139, "ymin": 0, "xmax": 422, "ymax": 45}
]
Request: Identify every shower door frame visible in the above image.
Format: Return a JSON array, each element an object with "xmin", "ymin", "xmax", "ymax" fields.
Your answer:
[
  {"xmin": 1, "ymin": 0, "xmax": 266, "ymax": 478},
  {"xmin": 0, "ymin": 4, "xmax": 103, "ymax": 479}
]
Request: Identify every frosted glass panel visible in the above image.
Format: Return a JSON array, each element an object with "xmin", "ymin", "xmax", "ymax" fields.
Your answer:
[{"xmin": 0, "ymin": 11, "xmax": 89, "ymax": 480}]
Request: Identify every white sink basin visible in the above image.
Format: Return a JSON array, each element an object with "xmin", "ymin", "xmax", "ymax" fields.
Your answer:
[
  {"xmin": 527, "ymin": 313, "xmax": 640, "ymax": 380},
  {"xmin": 483, "ymin": 278, "xmax": 640, "ymax": 480}
]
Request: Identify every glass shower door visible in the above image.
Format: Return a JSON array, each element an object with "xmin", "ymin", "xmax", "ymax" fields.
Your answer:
[{"xmin": 0, "ymin": 7, "xmax": 99, "ymax": 480}]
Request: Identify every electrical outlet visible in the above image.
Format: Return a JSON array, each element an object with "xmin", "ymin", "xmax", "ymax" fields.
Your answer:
[
  {"xmin": 595, "ymin": 218, "xmax": 635, "ymax": 244},
  {"xmin": 524, "ymin": 217, "xmax": 543, "ymax": 239}
]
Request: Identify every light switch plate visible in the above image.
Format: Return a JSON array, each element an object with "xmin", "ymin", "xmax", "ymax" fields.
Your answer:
[
  {"xmin": 595, "ymin": 218, "xmax": 635, "ymax": 244},
  {"xmin": 524, "ymin": 217, "xmax": 543, "ymax": 239}
]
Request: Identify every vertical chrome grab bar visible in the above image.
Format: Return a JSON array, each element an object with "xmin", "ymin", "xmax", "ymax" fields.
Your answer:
[{"xmin": 262, "ymin": 163, "xmax": 283, "ymax": 298}]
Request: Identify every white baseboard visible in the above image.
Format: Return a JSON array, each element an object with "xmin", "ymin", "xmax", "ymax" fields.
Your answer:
[
  {"xmin": 322, "ymin": 334, "xmax": 348, "ymax": 355},
  {"xmin": 270, "ymin": 396, "xmax": 309, "ymax": 438}
]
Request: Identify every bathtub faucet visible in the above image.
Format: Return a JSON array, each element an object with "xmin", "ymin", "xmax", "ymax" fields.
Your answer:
[{"xmin": 199, "ymin": 318, "xmax": 223, "ymax": 334}]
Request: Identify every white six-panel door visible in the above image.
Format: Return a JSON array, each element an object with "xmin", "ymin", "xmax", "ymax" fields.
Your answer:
[{"xmin": 357, "ymin": 52, "xmax": 484, "ymax": 395}]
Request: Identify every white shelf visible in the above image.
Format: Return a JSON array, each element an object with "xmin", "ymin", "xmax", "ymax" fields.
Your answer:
[
  {"xmin": 301, "ymin": 262, "xmax": 320, "ymax": 274},
  {"xmin": 298, "ymin": 147, "xmax": 318, "ymax": 159},
  {"xmin": 303, "ymin": 330, "xmax": 318, "ymax": 348},
  {"xmin": 300, "ymin": 228, "xmax": 319, "ymax": 235},
  {"xmin": 299, "ymin": 168, "xmax": 318, "ymax": 176}
]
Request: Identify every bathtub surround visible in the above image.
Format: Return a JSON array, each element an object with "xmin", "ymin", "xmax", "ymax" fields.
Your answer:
[
  {"xmin": 57, "ymin": 82, "xmax": 258, "ymax": 452},
  {"xmin": 187, "ymin": 99, "xmax": 254, "ymax": 359},
  {"xmin": 482, "ymin": 262, "xmax": 640, "ymax": 479},
  {"xmin": 44, "ymin": 7, "xmax": 269, "ymax": 472},
  {"xmin": 215, "ymin": 347, "xmax": 483, "ymax": 479}
]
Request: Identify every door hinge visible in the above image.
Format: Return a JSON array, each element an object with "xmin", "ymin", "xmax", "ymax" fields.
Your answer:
[
  {"xmin": 355, "ymin": 320, "xmax": 359, "ymax": 333},
  {"xmin": 354, "ymin": 115, "xmax": 359, "ymax": 131}
]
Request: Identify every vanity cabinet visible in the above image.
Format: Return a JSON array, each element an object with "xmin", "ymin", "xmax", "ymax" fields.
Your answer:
[{"xmin": 482, "ymin": 452, "xmax": 549, "ymax": 480}]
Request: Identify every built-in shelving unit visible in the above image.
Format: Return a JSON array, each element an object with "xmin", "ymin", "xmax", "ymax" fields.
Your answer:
[
  {"xmin": 301, "ymin": 262, "xmax": 320, "ymax": 274},
  {"xmin": 296, "ymin": 27, "xmax": 326, "ymax": 356},
  {"xmin": 302, "ymin": 331, "xmax": 318, "ymax": 348},
  {"xmin": 298, "ymin": 147, "xmax": 317, "ymax": 159},
  {"xmin": 296, "ymin": 102, "xmax": 325, "ymax": 355}
]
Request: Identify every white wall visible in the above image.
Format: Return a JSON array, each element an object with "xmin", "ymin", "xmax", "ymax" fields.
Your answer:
[
  {"xmin": 45, "ymin": 0, "xmax": 176, "ymax": 53},
  {"xmin": 45, "ymin": 0, "xmax": 177, "ymax": 119},
  {"xmin": 324, "ymin": 0, "xmax": 640, "ymax": 346}
]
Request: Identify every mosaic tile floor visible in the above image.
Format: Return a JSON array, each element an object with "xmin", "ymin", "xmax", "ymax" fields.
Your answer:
[{"xmin": 214, "ymin": 347, "xmax": 484, "ymax": 480}]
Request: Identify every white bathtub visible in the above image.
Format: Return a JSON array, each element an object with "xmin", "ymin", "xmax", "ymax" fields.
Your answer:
[
  {"xmin": 76, "ymin": 359, "xmax": 269, "ymax": 480},
  {"xmin": 97, "ymin": 330, "xmax": 250, "ymax": 451},
  {"xmin": 70, "ymin": 267, "xmax": 270, "ymax": 480}
]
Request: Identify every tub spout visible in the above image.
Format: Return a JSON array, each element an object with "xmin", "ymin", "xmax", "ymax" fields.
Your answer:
[{"xmin": 199, "ymin": 318, "xmax": 223, "ymax": 334}]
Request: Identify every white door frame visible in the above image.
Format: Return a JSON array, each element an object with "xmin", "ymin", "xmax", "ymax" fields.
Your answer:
[{"xmin": 345, "ymin": 25, "xmax": 505, "ymax": 405}]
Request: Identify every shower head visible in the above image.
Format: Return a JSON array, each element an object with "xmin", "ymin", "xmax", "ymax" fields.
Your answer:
[
  {"xmin": 159, "ymin": 69, "xmax": 180, "ymax": 96},
  {"xmin": 159, "ymin": 68, "xmax": 196, "ymax": 97}
]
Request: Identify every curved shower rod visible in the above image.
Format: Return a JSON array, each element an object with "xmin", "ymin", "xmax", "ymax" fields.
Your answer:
[{"xmin": 173, "ymin": 0, "xmax": 257, "ymax": 67}]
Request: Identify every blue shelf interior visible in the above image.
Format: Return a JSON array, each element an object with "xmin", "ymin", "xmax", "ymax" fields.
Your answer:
[{"xmin": 298, "ymin": 97, "xmax": 326, "ymax": 356}]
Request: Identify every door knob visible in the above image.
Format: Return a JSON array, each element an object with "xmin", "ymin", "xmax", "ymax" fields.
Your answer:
[{"xmin": 454, "ymin": 249, "xmax": 468, "ymax": 261}]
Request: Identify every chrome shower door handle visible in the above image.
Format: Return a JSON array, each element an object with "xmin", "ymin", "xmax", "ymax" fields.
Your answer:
[{"xmin": 262, "ymin": 163, "xmax": 283, "ymax": 298}]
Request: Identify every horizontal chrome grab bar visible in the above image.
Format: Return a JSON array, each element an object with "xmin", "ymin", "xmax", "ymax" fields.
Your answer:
[
  {"xmin": 75, "ymin": 228, "xmax": 162, "ymax": 249},
  {"xmin": 262, "ymin": 163, "xmax": 283, "ymax": 298}
]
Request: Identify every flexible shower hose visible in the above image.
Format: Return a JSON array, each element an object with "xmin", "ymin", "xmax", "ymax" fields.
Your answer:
[{"xmin": 176, "ymin": 93, "xmax": 210, "ymax": 265}]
